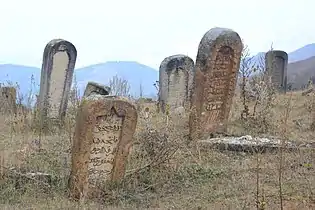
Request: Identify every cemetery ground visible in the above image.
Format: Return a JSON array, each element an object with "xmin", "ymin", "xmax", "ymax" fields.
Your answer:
[{"xmin": 0, "ymin": 90, "xmax": 315, "ymax": 209}]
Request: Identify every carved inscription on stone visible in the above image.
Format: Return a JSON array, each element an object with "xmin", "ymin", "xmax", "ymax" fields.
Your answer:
[
  {"xmin": 69, "ymin": 96, "xmax": 138, "ymax": 200},
  {"xmin": 87, "ymin": 109, "xmax": 122, "ymax": 186},
  {"xmin": 189, "ymin": 28, "xmax": 243, "ymax": 140},
  {"xmin": 203, "ymin": 46, "xmax": 234, "ymax": 123}
]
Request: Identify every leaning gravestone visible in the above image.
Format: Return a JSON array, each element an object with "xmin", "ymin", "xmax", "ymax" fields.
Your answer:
[
  {"xmin": 159, "ymin": 55, "xmax": 194, "ymax": 111},
  {"xmin": 69, "ymin": 95, "xmax": 138, "ymax": 200},
  {"xmin": 38, "ymin": 39, "xmax": 77, "ymax": 124},
  {"xmin": 189, "ymin": 27, "xmax": 243, "ymax": 140},
  {"xmin": 265, "ymin": 50, "xmax": 288, "ymax": 93}
]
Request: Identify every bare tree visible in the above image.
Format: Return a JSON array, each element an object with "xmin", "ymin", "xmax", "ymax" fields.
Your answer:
[
  {"xmin": 109, "ymin": 74, "xmax": 131, "ymax": 97},
  {"xmin": 139, "ymin": 82, "xmax": 143, "ymax": 98},
  {"xmin": 238, "ymin": 42, "xmax": 254, "ymax": 120}
]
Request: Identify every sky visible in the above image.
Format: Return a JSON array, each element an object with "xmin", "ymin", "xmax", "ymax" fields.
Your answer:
[{"xmin": 0, "ymin": 0, "xmax": 314, "ymax": 70}]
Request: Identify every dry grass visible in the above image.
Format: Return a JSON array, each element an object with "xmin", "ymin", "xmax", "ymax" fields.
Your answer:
[{"xmin": 1, "ymin": 85, "xmax": 315, "ymax": 210}]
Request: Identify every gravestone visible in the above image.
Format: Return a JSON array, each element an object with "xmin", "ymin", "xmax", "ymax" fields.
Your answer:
[
  {"xmin": 69, "ymin": 95, "xmax": 138, "ymax": 199},
  {"xmin": 38, "ymin": 39, "xmax": 77, "ymax": 124},
  {"xmin": 0, "ymin": 87, "xmax": 17, "ymax": 114},
  {"xmin": 144, "ymin": 107, "xmax": 150, "ymax": 119},
  {"xmin": 83, "ymin": 82, "xmax": 111, "ymax": 98},
  {"xmin": 159, "ymin": 55, "xmax": 194, "ymax": 111},
  {"xmin": 265, "ymin": 50, "xmax": 288, "ymax": 93},
  {"xmin": 189, "ymin": 27, "xmax": 243, "ymax": 140}
]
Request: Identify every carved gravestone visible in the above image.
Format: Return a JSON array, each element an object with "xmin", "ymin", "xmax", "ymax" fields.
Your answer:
[
  {"xmin": 83, "ymin": 82, "xmax": 110, "ymax": 98},
  {"xmin": 0, "ymin": 87, "xmax": 17, "ymax": 114},
  {"xmin": 189, "ymin": 28, "xmax": 243, "ymax": 140},
  {"xmin": 38, "ymin": 39, "xmax": 77, "ymax": 124},
  {"xmin": 159, "ymin": 55, "xmax": 194, "ymax": 111},
  {"xmin": 265, "ymin": 50, "xmax": 288, "ymax": 93},
  {"xmin": 69, "ymin": 95, "xmax": 138, "ymax": 199}
]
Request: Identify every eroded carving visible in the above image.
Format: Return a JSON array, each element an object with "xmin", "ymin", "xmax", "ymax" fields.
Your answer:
[
  {"xmin": 265, "ymin": 50, "xmax": 288, "ymax": 93},
  {"xmin": 88, "ymin": 108, "xmax": 122, "ymax": 186},
  {"xmin": 69, "ymin": 95, "xmax": 137, "ymax": 199},
  {"xmin": 189, "ymin": 28, "xmax": 243, "ymax": 140},
  {"xmin": 159, "ymin": 55, "xmax": 194, "ymax": 111}
]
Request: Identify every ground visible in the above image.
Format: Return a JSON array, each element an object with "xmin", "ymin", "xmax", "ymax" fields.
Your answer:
[{"xmin": 0, "ymin": 90, "xmax": 315, "ymax": 209}]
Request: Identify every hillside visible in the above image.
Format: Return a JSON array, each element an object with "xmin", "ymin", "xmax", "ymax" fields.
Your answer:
[
  {"xmin": 0, "ymin": 43, "xmax": 315, "ymax": 105},
  {"xmin": 288, "ymin": 44, "xmax": 315, "ymax": 63},
  {"xmin": 247, "ymin": 44, "xmax": 315, "ymax": 89},
  {"xmin": 287, "ymin": 56, "xmax": 315, "ymax": 89},
  {"xmin": 248, "ymin": 43, "xmax": 315, "ymax": 65},
  {"xmin": 74, "ymin": 61, "xmax": 158, "ymax": 98},
  {"xmin": 0, "ymin": 61, "xmax": 159, "ymax": 105}
]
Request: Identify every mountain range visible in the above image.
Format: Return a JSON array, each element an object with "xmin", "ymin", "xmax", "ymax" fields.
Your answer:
[{"xmin": 0, "ymin": 43, "xmax": 315, "ymax": 105}]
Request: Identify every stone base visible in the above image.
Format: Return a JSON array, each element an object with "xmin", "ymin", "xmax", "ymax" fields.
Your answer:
[{"xmin": 198, "ymin": 135, "xmax": 315, "ymax": 153}]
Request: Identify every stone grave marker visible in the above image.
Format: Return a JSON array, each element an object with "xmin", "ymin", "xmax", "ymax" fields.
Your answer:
[
  {"xmin": 265, "ymin": 50, "xmax": 288, "ymax": 93},
  {"xmin": 0, "ymin": 87, "xmax": 17, "ymax": 114},
  {"xmin": 38, "ymin": 39, "xmax": 77, "ymax": 124},
  {"xmin": 189, "ymin": 27, "xmax": 243, "ymax": 140},
  {"xmin": 144, "ymin": 107, "xmax": 150, "ymax": 119},
  {"xmin": 83, "ymin": 81, "xmax": 111, "ymax": 98},
  {"xmin": 159, "ymin": 55, "xmax": 194, "ymax": 111},
  {"xmin": 69, "ymin": 95, "xmax": 138, "ymax": 199}
]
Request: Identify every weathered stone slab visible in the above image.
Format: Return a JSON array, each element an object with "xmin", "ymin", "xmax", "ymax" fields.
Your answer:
[
  {"xmin": 83, "ymin": 82, "xmax": 110, "ymax": 98},
  {"xmin": 265, "ymin": 50, "xmax": 288, "ymax": 93},
  {"xmin": 189, "ymin": 27, "xmax": 243, "ymax": 140},
  {"xmin": 159, "ymin": 55, "xmax": 194, "ymax": 111},
  {"xmin": 38, "ymin": 39, "xmax": 77, "ymax": 123},
  {"xmin": 198, "ymin": 135, "xmax": 315, "ymax": 153},
  {"xmin": 0, "ymin": 87, "xmax": 17, "ymax": 114},
  {"xmin": 69, "ymin": 95, "xmax": 138, "ymax": 200}
]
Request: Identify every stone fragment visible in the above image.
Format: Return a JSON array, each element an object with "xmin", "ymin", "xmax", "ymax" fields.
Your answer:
[{"xmin": 83, "ymin": 81, "xmax": 110, "ymax": 98}]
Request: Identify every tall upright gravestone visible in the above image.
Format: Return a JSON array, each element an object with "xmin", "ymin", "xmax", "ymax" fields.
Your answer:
[
  {"xmin": 38, "ymin": 39, "xmax": 77, "ymax": 124},
  {"xmin": 265, "ymin": 50, "xmax": 288, "ymax": 93},
  {"xmin": 189, "ymin": 28, "xmax": 243, "ymax": 140},
  {"xmin": 69, "ymin": 95, "xmax": 138, "ymax": 200},
  {"xmin": 159, "ymin": 55, "xmax": 194, "ymax": 111}
]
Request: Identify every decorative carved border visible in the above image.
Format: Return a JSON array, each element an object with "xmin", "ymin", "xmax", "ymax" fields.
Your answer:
[{"xmin": 38, "ymin": 39, "xmax": 77, "ymax": 122}]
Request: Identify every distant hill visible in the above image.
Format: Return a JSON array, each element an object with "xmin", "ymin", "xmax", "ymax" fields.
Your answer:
[
  {"xmin": 288, "ymin": 44, "xmax": 315, "ymax": 63},
  {"xmin": 287, "ymin": 56, "xmax": 315, "ymax": 90},
  {"xmin": 74, "ymin": 61, "xmax": 158, "ymax": 98},
  {"xmin": 1, "ymin": 43, "xmax": 315, "ymax": 106},
  {"xmin": 247, "ymin": 43, "xmax": 315, "ymax": 69},
  {"xmin": 245, "ymin": 44, "xmax": 315, "ymax": 89},
  {"xmin": 0, "ymin": 61, "xmax": 159, "ymax": 105}
]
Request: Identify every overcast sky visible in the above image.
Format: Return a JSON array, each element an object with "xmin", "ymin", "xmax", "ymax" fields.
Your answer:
[{"xmin": 0, "ymin": 0, "xmax": 313, "ymax": 69}]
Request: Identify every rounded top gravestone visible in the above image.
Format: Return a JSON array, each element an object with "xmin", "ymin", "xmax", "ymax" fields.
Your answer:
[{"xmin": 189, "ymin": 27, "xmax": 243, "ymax": 140}]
